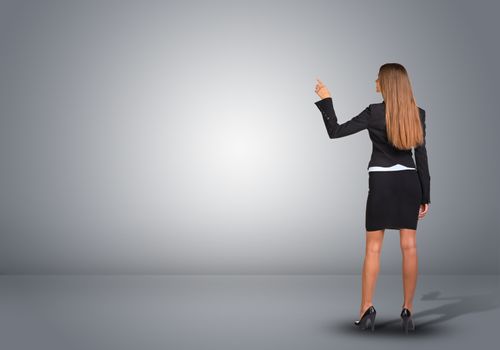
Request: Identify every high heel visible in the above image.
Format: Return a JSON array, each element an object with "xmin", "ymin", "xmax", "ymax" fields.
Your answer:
[
  {"xmin": 354, "ymin": 305, "xmax": 376, "ymax": 331},
  {"xmin": 400, "ymin": 307, "xmax": 416, "ymax": 333}
]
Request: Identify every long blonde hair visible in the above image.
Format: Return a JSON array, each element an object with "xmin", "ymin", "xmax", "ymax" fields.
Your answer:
[{"xmin": 378, "ymin": 63, "xmax": 424, "ymax": 150}]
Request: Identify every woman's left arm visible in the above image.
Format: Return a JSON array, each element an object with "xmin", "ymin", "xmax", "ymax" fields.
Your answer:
[{"xmin": 314, "ymin": 97, "xmax": 371, "ymax": 138}]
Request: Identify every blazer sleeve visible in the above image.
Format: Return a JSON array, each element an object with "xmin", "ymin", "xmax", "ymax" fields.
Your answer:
[
  {"xmin": 314, "ymin": 97, "xmax": 370, "ymax": 138},
  {"xmin": 414, "ymin": 110, "xmax": 431, "ymax": 204}
]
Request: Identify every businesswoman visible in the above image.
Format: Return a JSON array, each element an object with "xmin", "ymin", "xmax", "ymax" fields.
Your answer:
[{"xmin": 313, "ymin": 63, "xmax": 431, "ymax": 333}]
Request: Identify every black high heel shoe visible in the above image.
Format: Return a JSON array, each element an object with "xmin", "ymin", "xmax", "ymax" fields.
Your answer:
[
  {"xmin": 400, "ymin": 307, "xmax": 416, "ymax": 333},
  {"xmin": 354, "ymin": 305, "xmax": 376, "ymax": 331}
]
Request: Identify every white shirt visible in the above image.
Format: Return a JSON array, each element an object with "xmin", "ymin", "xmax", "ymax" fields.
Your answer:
[{"xmin": 368, "ymin": 164, "xmax": 416, "ymax": 172}]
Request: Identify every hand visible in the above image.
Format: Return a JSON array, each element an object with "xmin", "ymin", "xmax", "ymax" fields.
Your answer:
[
  {"xmin": 315, "ymin": 78, "xmax": 331, "ymax": 99},
  {"xmin": 418, "ymin": 203, "xmax": 429, "ymax": 219}
]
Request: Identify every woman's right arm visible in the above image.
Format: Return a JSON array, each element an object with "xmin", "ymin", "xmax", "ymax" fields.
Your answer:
[{"xmin": 414, "ymin": 110, "xmax": 431, "ymax": 204}]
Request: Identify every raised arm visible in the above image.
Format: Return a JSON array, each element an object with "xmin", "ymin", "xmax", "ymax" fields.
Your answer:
[
  {"xmin": 414, "ymin": 110, "xmax": 431, "ymax": 204},
  {"xmin": 314, "ymin": 97, "xmax": 370, "ymax": 138}
]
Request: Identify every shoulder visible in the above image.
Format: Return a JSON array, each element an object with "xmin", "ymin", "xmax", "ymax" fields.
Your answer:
[
  {"xmin": 417, "ymin": 106, "xmax": 426, "ymax": 120},
  {"xmin": 367, "ymin": 101, "xmax": 384, "ymax": 114},
  {"xmin": 369, "ymin": 101, "xmax": 384, "ymax": 108}
]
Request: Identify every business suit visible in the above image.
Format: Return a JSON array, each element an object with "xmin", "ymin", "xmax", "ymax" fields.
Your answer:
[{"xmin": 314, "ymin": 97, "xmax": 431, "ymax": 205}]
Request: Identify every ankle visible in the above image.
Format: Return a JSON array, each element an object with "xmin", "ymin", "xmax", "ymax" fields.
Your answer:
[
  {"xmin": 360, "ymin": 303, "xmax": 373, "ymax": 312},
  {"xmin": 402, "ymin": 304, "xmax": 413, "ymax": 312}
]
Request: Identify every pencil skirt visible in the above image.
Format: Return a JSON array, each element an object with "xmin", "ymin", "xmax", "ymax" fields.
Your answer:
[{"xmin": 365, "ymin": 169, "xmax": 422, "ymax": 231}]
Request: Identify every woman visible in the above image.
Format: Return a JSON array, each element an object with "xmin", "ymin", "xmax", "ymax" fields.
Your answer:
[{"xmin": 313, "ymin": 63, "xmax": 431, "ymax": 333}]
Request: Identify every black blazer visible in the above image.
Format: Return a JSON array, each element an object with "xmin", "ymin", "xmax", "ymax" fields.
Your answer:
[{"xmin": 314, "ymin": 97, "xmax": 431, "ymax": 204}]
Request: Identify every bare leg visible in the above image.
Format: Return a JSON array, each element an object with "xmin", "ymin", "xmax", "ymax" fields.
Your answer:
[
  {"xmin": 360, "ymin": 229, "xmax": 385, "ymax": 319},
  {"xmin": 400, "ymin": 228, "xmax": 418, "ymax": 313}
]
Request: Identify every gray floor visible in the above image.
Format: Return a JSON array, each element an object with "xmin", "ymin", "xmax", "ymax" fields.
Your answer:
[{"xmin": 1, "ymin": 274, "xmax": 499, "ymax": 350}]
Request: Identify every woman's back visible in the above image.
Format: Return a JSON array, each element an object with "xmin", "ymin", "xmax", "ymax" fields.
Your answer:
[{"xmin": 314, "ymin": 97, "xmax": 430, "ymax": 205}]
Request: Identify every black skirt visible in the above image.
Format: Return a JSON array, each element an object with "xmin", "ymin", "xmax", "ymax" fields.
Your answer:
[{"xmin": 365, "ymin": 169, "xmax": 422, "ymax": 231}]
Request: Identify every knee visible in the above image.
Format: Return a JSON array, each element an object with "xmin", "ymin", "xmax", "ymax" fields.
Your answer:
[
  {"xmin": 400, "ymin": 240, "xmax": 417, "ymax": 253},
  {"xmin": 366, "ymin": 243, "xmax": 382, "ymax": 255}
]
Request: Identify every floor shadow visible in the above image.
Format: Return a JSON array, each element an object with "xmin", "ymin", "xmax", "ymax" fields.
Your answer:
[
  {"xmin": 395, "ymin": 288, "xmax": 499, "ymax": 329},
  {"xmin": 326, "ymin": 287, "xmax": 500, "ymax": 337}
]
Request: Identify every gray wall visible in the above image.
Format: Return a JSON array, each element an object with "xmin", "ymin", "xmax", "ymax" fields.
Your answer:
[{"xmin": 0, "ymin": 0, "xmax": 498, "ymax": 274}]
